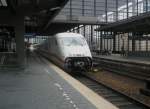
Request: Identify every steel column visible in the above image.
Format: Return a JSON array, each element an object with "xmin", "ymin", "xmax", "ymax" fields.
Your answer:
[
  {"xmin": 137, "ymin": 0, "xmax": 139, "ymax": 15},
  {"xmin": 113, "ymin": 32, "xmax": 116, "ymax": 52},
  {"xmin": 146, "ymin": 0, "xmax": 148, "ymax": 12},
  {"xmin": 105, "ymin": 0, "xmax": 108, "ymax": 22},
  {"xmin": 139, "ymin": 36, "xmax": 141, "ymax": 51},
  {"xmin": 77, "ymin": 25, "xmax": 80, "ymax": 33},
  {"xmin": 100, "ymin": 31, "xmax": 103, "ymax": 51},
  {"xmin": 132, "ymin": 33, "xmax": 136, "ymax": 52},
  {"xmin": 94, "ymin": 0, "xmax": 96, "ymax": 16},
  {"xmin": 91, "ymin": 25, "xmax": 93, "ymax": 46},
  {"xmin": 127, "ymin": 0, "xmax": 129, "ymax": 18},
  {"xmin": 83, "ymin": 25, "xmax": 86, "ymax": 37},
  {"xmin": 118, "ymin": 34, "xmax": 120, "ymax": 51},
  {"xmin": 82, "ymin": 0, "xmax": 85, "ymax": 16},
  {"xmin": 127, "ymin": 33, "xmax": 129, "ymax": 52},
  {"xmin": 107, "ymin": 32, "xmax": 109, "ymax": 50},
  {"xmin": 70, "ymin": 0, "xmax": 72, "ymax": 19},
  {"xmin": 116, "ymin": 0, "xmax": 118, "ymax": 21},
  {"xmin": 146, "ymin": 35, "xmax": 148, "ymax": 51}
]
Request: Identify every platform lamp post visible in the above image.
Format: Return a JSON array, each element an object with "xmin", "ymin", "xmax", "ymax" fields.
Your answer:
[
  {"xmin": 146, "ymin": 0, "xmax": 148, "ymax": 12},
  {"xmin": 113, "ymin": 32, "xmax": 116, "ymax": 53}
]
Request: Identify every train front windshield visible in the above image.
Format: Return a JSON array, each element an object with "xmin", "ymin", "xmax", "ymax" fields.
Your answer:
[{"xmin": 60, "ymin": 37, "xmax": 86, "ymax": 46}]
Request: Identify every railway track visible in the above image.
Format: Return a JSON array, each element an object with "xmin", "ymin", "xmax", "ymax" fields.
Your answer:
[
  {"xmin": 74, "ymin": 75, "xmax": 149, "ymax": 109},
  {"xmin": 92, "ymin": 57, "xmax": 150, "ymax": 102},
  {"xmin": 38, "ymin": 53, "xmax": 149, "ymax": 109},
  {"xmin": 93, "ymin": 57, "xmax": 150, "ymax": 81}
]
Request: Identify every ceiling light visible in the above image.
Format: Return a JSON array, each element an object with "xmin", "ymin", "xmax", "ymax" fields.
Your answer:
[{"xmin": 50, "ymin": 7, "xmax": 61, "ymax": 11}]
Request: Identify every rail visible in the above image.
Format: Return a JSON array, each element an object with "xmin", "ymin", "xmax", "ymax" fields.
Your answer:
[{"xmin": 75, "ymin": 74, "xmax": 149, "ymax": 109}]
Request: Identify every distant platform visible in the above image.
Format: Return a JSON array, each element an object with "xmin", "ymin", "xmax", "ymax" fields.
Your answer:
[{"xmin": 93, "ymin": 54, "xmax": 150, "ymax": 65}]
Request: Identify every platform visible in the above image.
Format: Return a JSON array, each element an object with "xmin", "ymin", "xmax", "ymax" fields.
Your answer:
[
  {"xmin": 93, "ymin": 54, "xmax": 150, "ymax": 65},
  {"xmin": 0, "ymin": 52, "xmax": 118, "ymax": 109}
]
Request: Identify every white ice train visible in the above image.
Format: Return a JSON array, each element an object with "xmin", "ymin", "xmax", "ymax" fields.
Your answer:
[{"xmin": 39, "ymin": 32, "xmax": 92, "ymax": 72}]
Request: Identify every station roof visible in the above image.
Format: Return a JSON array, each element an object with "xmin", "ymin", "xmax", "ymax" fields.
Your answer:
[
  {"xmin": 0, "ymin": 0, "xmax": 69, "ymax": 35},
  {"xmin": 95, "ymin": 11, "xmax": 150, "ymax": 34}
]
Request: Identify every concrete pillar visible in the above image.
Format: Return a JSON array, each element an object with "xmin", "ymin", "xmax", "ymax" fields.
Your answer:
[
  {"xmin": 0, "ymin": 14, "xmax": 25, "ymax": 66},
  {"xmin": 14, "ymin": 16, "xmax": 26, "ymax": 66}
]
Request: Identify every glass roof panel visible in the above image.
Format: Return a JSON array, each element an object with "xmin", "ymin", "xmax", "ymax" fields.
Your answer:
[
  {"xmin": 1, "ymin": 0, "xmax": 7, "ymax": 6},
  {"xmin": 56, "ymin": 0, "xmax": 148, "ymax": 22}
]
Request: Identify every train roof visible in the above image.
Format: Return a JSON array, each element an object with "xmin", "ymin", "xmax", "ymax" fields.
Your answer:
[{"xmin": 55, "ymin": 32, "xmax": 84, "ymax": 38}]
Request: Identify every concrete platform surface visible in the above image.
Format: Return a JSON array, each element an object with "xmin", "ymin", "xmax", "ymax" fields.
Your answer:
[{"xmin": 0, "ymin": 52, "xmax": 118, "ymax": 109}]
